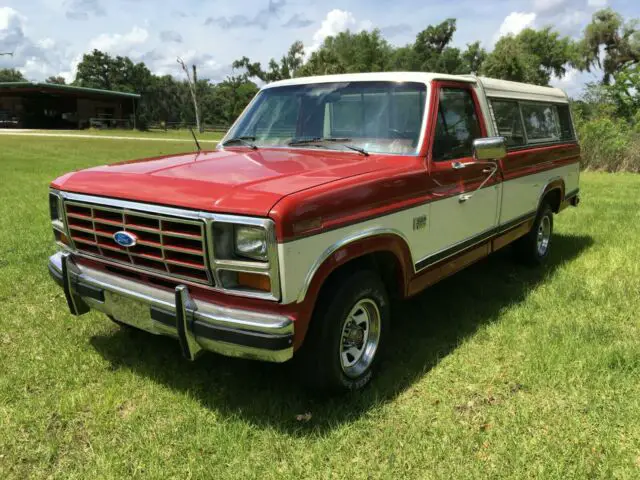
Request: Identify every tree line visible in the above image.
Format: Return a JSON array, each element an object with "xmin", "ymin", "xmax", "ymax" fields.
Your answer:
[{"xmin": 0, "ymin": 8, "xmax": 637, "ymax": 130}]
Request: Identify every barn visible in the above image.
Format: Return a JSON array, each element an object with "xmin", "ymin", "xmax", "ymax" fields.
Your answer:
[{"xmin": 0, "ymin": 82, "xmax": 139, "ymax": 129}]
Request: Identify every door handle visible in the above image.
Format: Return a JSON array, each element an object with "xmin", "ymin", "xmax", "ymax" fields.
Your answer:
[{"xmin": 457, "ymin": 163, "xmax": 499, "ymax": 203}]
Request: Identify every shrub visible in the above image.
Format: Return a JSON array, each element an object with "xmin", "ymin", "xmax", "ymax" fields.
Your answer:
[{"xmin": 576, "ymin": 117, "xmax": 640, "ymax": 172}]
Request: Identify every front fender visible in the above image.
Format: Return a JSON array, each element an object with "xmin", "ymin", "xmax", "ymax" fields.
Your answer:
[{"xmin": 279, "ymin": 231, "xmax": 414, "ymax": 347}]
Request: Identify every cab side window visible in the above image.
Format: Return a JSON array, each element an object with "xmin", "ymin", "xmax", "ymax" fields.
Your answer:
[
  {"xmin": 490, "ymin": 99, "xmax": 525, "ymax": 147},
  {"xmin": 432, "ymin": 88, "xmax": 482, "ymax": 161}
]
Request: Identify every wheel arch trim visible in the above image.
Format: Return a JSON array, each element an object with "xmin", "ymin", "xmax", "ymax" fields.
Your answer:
[
  {"xmin": 296, "ymin": 228, "xmax": 413, "ymax": 304},
  {"xmin": 537, "ymin": 177, "xmax": 565, "ymax": 213}
]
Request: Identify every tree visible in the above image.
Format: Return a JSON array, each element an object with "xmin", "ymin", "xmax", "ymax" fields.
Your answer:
[
  {"xmin": 390, "ymin": 20, "xmax": 486, "ymax": 74},
  {"xmin": 461, "ymin": 42, "xmax": 487, "ymax": 74},
  {"xmin": 0, "ymin": 68, "xmax": 26, "ymax": 82},
  {"xmin": 413, "ymin": 18, "xmax": 457, "ymax": 68},
  {"xmin": 233, "ymin": 41, "xmax": 305, "ymax": 82},
  {"xmin": 579, "ymin": 8, "xmax": 640, "ymax": 84},
  {"xmin": 74, "ymin": 49, "xmax": 156, "ymax": 127},
  {"xmin": 298, "ymin": 30, "xmax": 394, "ymax": 76},
  {"xmin": 205, "ymin": 76, "xmax": 258, "ymax": 125},
  {"xmin": 482, "ymin": 28, "xmax": 576, "ymax": 85},
  {"xmin": 604, "ymin": 63, "xmax": 640, "ymax": 121},
  {"xmin": 74, "ymin": 49, "xmax": 153, "ymax": 93},
  {"xmin": 45, "ymin": 76, "xmax": 66, "ymax": 84}
]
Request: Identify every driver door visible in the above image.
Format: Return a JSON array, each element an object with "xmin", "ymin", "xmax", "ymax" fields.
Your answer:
[{"xmin": 424, "ymin": 82, "xmax": 501, "ymax": 261}]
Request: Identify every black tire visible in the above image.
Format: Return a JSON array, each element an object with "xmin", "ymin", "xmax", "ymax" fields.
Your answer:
[
  {"xmin": 296, "ymin": 269, "xmax": 390, "ymax": 393},
  {"xmin": 513, "ymin": 203, "xmax": 554, "ymax": 265}
]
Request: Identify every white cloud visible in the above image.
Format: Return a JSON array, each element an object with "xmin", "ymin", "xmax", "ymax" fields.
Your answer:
[
  {"xmin": 0, "ymin": 6, "xmax": 23, "ymax": 30},
  {"xmin": 65, "ymin": 0, "xmax": 105, "ymax": 21},
  {"xmin": 550, "ymin": 67, "xmax": 589, "ymax": 97},
  {"xmin": 308, "ymin": 9, "xmax": 372, "ymax": 54},
  {"xmin": 0, "ymin": 0, "xmax": 610, "ymax": 94},
  {"xmin": 89, "ymin": 26, "xmax": 149, "ymax": 55},
  {"xmin": 0, "ymin": 7, "xmax": 27, "ymax": 50},
  {"xmin": 494, "ymin": 12, "xmax": 537, "ymax": 42},
  {"xmin": 556, "ymin": 10, "xmax": 591, "ymax": 33},
  {"xmin": 533, "ymin": 0, "xmax": 568, "ymax": 14},
  {"xmin": 0, "ymin": 6, "xmax": 68, "ymax": 80},
  {"xmin": 37, "ymin": 37, "xmax": 55, "ymax": 49}
]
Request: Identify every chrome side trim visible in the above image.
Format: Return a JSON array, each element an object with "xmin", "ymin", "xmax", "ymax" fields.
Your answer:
[
  {"xmin": 413, "ymin": 225, "xmax": 497, "ymax": 273},
  {"xmin": 296, "ymin": 227, "xmax": 412, "ymax": 303}
]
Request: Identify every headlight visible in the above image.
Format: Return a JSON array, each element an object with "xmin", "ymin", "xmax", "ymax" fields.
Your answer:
[{"xmin": 234, "ymin": 225, "xmax": 268, "ymax": 261}]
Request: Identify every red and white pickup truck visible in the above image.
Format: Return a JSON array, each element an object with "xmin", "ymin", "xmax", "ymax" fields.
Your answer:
[{"xmin": 48, "ymin": 73, "xmax": 580, "ymax": 391}]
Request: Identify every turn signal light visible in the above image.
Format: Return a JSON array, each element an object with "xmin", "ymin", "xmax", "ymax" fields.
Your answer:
[
  {"xmin": 237, "ymin": 272, "xmax": 271, "ymax": 292},
  {"xmin": 55, "ymin": 230, "xmax": 70, "ymax": 246}
]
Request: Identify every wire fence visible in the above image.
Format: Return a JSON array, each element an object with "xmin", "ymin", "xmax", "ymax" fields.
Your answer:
[
  {"xmin": 87, "ymin": 119, "xmax": 230, "ymax": 133},
  {"xmin": 147, "ymin": 122, "xmax": 230, "ymax": 133},
  {"xmin": 88, "ymin": 117, "xmax": 134, "ymax": 129}
]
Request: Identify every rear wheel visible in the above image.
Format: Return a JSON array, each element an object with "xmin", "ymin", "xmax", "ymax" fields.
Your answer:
[
  {"xmin": 514, "ymin": 203, "xmax": 554, "ymax": 265},
  {"xmin": 296, "ymin": 270, "xmax": 390, "ymax": 392}
]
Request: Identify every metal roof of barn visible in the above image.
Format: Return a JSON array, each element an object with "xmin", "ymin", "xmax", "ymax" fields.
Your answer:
[{"xmin": 0, "ymin": 82, "xmax": 140, "ymax": 99}]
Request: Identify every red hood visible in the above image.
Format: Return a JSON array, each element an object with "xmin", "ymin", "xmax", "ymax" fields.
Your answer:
[{"xmin": 51, "ymin": 148, "xmax": 391, "ymax": 216}]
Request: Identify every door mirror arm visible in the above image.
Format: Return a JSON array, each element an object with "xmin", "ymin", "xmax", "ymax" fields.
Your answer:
[{"xmin": 453, "ymin": 136, "xmax": 506, "ymax": 203}]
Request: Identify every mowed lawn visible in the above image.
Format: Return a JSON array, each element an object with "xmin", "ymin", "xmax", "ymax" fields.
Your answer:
[
  {"xmin": 0, "ymin": 128, "xmax": 223, "ymax": 143},
  {"xmin": 1, "ymin": 135, "xmax": 639, "ymax": 479}
]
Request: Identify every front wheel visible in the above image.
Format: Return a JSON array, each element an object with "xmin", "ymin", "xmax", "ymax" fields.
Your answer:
[
  {"xmin": 296, "ymin": 270, "xmax": 390, "ymax": 392},
  {"xmin": 514, "ymin": 204, "xmax": 554, "ymax": 265}
]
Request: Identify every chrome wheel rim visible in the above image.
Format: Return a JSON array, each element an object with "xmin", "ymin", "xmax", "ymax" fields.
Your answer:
[
  {"xmin": 537, "ymin": 215, "xmax": 551, "ymax": 256},
  {"xmin": 339, "ymin": 299, "xmax": 381, "ymax": 379}
]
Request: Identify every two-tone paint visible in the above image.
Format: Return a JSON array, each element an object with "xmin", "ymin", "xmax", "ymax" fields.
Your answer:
[{"xmin": 50, "ymin": 72, "xmax": 580, "ymax": 353}]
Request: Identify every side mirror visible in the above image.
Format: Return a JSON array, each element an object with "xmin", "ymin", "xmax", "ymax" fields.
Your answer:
[{"xmin": 472, "ymin": 137, "xmax": 507, "ymax": 161}]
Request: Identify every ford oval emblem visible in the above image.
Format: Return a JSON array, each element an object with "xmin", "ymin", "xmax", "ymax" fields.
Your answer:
[{"xmin": 113, "ymin": 231, "xmax": 137, "ymax": 248}]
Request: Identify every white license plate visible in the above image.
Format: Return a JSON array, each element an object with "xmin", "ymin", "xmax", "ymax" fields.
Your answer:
[{"xmin": 106, "ymin": 291, "xmax": 155, "ymax": 332}]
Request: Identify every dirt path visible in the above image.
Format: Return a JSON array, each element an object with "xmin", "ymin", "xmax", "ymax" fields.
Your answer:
[{"xmin": 0, "ymin": 130, "xmax": 219, "ymax": 143}]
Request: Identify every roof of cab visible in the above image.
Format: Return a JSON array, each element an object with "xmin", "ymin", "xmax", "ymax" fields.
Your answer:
[{"xmin": 263, "ymin": 72, "xmax": 569, "ymax": 104}]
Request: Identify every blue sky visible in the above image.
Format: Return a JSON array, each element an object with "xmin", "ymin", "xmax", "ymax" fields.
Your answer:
[{"xmin": 1, "ymin": 0, "xmax": 638, "ymax": 96}]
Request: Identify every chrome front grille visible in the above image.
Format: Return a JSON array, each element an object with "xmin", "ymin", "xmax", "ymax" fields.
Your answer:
[{"xmin": 64, "ymin": 200, "xmax": 212, "ymax": 285}]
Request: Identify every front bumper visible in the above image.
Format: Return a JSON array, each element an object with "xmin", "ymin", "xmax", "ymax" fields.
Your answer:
[{"xmin": 48, "ymin": 252, "xmax": 294, "ymax": 362}]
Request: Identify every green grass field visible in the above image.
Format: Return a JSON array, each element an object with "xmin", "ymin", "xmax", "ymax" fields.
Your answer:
[
  {"xmin": 1, "ymin": 135, "xmax": 639, "ymax": 478},
  {"xmin": 1, "ymin": 128, "xmax": 223, "ymax": 142}
]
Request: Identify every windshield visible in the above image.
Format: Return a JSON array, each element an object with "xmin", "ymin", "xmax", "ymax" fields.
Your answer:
[{"xmin": 224, "ymin": 81, "xmax": 427, "ymax": 155}]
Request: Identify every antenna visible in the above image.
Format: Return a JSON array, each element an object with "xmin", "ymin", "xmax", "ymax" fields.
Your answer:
[
  {"xmin": 177, "ymin": 57, "xmax": 201, "ymax": 133},
  {"xmin": 189, "ymin": 127, "xmax": 201, "ymax": 152}
]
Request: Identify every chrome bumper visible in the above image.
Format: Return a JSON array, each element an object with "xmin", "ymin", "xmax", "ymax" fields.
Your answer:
[{"xmin": 48, "ymin": 252, "xmax": 293, "ymax": 362}]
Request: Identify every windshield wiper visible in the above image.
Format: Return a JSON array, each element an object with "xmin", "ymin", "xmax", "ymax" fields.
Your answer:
[
  {"xmin": 289, "ymin": 137, "xmax": 350, "ymax": 145},
  {"xmin": 288, "ymin": 137, "xmax": 368, "ymax": 156},
  {"xmin": 221, "ymin": 136, "xmax": 258, "ymax": 150},
  {"xmin": 343, "ymin": 144, "xmax": 369, "ymax": 156}
]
